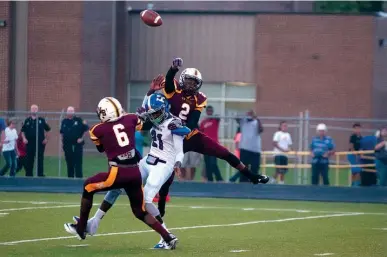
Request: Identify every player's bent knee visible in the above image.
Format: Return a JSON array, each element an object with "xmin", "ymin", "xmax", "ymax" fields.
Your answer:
[
  {"xmin": 82, "ymin": 189, "xmax": 93, "ymax": 200},
  {"xmin": 132, "ymin": 208, "xmax": 147, "ymax": 221}
]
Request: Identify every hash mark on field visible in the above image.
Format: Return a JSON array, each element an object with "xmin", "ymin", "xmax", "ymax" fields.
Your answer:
[
  {"xmin": 0, "ymin": 213, "xmax": 9, "ymax": 217},
  {"xmin": 372, "ymin": 228, "xmax": 387, "ymax": 231},
  {"xmin": 314, "ymin": 253, "xmax": 334, "ymax": 256},
  {"xmin": 66, "ymin": 244, "xmax": 89, "ymax": 248},
  {"xmin": 0, "ymin": 212, "xmax": 362, "ymax": 245},
  {"xmin": 230, "ymin": 250, "xmax": 250, "ymax": 253}
]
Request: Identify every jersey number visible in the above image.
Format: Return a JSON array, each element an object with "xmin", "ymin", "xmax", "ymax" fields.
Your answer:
[
  {"xmin": 179, "ymin": 103, "xmax": 190, "ymax": 120},
  {"xmin": 151, "ymin": 130, "xmax": 163, "ymax": 150},
  {"xmin": 113, "ymin": 124, "xmax": 130, "ymax": 147}
]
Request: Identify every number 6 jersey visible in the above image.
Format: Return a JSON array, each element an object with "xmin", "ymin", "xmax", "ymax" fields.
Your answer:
[{"xmin": 89, "ymin": 114, "xmax": 143, "ymax": 164}]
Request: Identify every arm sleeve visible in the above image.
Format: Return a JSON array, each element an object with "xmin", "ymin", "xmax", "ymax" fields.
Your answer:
[
  {"xmin": 171, "ymin": 126, "xmax": 191, "ymax": 136},
  {"xmin": 172, "ymin": 134, "xmax": 185, "ymax": 164},
  {"xmin": 289, "ymin": 135, "xmax": 293, "ymax": 145},
  {"xmin": 164, "ymin": 67, "xmax": 179, "ymax": 94},
  {"xmin": 96, "ymin": 144, "xmax": 105, "ymax": 153},
  {"xmin": 273, "ymin": 132, "xmax": 279, "ymax": 142},
  {"xmin": 185, "ymin": 110, "xmax": 201, "ymax": 130}
]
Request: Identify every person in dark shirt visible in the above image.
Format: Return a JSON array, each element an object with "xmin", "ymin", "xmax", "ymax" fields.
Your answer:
[
  {"xmin": 21, "ymin": 104, "xmax": 51, "ymax": 177},
  {"xmin": 60, "ymin": 106, "xmax": 89, "ymax": 178},
  {"xmin": 349, "ymin": 123, "xmax": 362, "ymax": 186},
  {"xmin": 349, "ymin": 123, "xmax": 362, "ymax": 151}
]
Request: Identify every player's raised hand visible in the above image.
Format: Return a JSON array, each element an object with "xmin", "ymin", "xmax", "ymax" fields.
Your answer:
[
  {"xmin": 172, "ymin": 57, "xmax": 183, "ymax": 69},
  {"xmin": 150, "ymin": 74, "xmax": 165, "ymax": 91},
  {"xmin": 136, "ymin": 107, "xmax": 148, "ymax": 121}
]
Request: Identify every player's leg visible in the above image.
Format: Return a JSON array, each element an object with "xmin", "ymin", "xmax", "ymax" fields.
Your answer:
[
  {"xmin": 123, "ymin": 166, "xmax": 177, "ymax": 250},
  {"xmin": 81, "ymin": 158, "xmax": 149, "ymax": 235},
  {"xmin": 158, "ymin": 171, "xmax": 175, "ymax": 218},
  {"xmin": 184, "ymin": 132, "xmax": 269, "ymax": 184},
  {"xmin": 64, "ymin": 169, "xmax": 118, "ymax": 240}
]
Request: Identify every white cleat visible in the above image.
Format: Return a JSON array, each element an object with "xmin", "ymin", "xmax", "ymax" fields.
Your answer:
[
  {"xmin": 164, "ymin": 234, "xmax": 178, "ymax": 250},
  {"xmin": 153, "ymin": 238, "xmax": 166, "ymax": 249},
  {"xmin": 73, "ymin": 216, "xmax": 99, "ymax": 236},
  {"xmin": 64, "ymin": 223, "xmax": 86, "ymax": 240}
]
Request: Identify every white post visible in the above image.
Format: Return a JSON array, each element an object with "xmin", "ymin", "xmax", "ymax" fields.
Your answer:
[
  {"xmin": 297, "ymin": 111, "xmax": 304, "ymax": 184},
  {"xmin": 58, "ymin": 109, "xmax": 64, "ymax": 177}
]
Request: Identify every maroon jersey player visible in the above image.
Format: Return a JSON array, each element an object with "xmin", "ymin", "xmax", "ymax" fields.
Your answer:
[
  {"xmin": 63, "ymin": 97, "xmax": 178, "ymax": 250},
  {"xmin": 149, "ymin": 58, "xmax": 269, "ymax": 183}
]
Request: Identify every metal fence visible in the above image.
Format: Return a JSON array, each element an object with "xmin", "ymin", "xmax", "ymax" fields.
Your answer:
[{"xmin": 0, "ymin": 110, "xmax": 384, "ymax": 187}]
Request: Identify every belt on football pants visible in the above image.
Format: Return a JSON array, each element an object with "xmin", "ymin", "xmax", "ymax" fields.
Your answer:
[
  {"xmin": 108, "ymin": 161, "xmax": 138, "ymax": 168},
  {"xmin": 147, "ymin": 154, "xmax": 167, "ymax": 164}
]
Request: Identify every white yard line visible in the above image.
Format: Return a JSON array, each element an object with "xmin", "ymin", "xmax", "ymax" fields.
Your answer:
[
  {"xmin": 0, "ymin": 212, "xmax": 362, "ymax": 246},
  {"xmin": 0, "ymin": 200, "xmax": 385, "ymax": 215},
  {"xmin": 314, "ymin": 253, "xmax": 335, "ymax": 256}
]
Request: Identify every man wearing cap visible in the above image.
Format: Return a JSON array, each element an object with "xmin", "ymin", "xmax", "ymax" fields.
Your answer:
[
  {"xmin": 60, "ymin": 106, "xmax": 88, "ymax": 178},
  {"xmin": 309, "ymin": 123, "xmax": 335, "ymax": 185}
]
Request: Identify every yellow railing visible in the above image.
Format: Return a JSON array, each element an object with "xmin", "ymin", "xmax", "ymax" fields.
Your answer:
[{"xmin": 260, "ymin": 150, "xmax": 376, "ymax": 186}]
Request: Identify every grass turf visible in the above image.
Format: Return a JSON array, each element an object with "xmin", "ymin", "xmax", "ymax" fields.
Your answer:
[{"xmin": 0, "ymin": 192, "xmax": 386, "ymax": 257}]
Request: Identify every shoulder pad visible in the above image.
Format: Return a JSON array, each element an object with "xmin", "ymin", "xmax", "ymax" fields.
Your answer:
[
  {"xmin": 195, "ymin": 92, "xmax": 207, "ymax": 109},
  {"xmin": 168, "ymin": 118, "xmax": 183, "ymax": 130}
]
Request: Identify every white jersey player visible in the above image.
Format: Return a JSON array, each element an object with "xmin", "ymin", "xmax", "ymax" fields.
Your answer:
[{"xmin": 74, "ymin": 93, "xmax": 190, "ymax": 249}]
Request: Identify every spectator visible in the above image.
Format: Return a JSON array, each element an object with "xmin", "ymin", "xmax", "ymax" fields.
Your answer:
[
  {"xmin": 230, "ymin": 110, "xmax": 263, "ymax": 183},
  {"xmin": 349, "ymin": 123, "xmax": 362, "ymax": 152},
  {"xmin": 0, "ymin": 119, "xmax": 18, "ymax": 177},
  {"xmin": 181, "ymin": 151, "xmax": 202, "ymax": 180},
  {"xmin": 21, "ymin": 104, "xmax": 51, "ymax": 177},
  {"xmin": 272, "ymin": 121, "xmax": 292, "ymax": 184},
  {"xmin": 229, "ymin": 128, "xmax": 243, "ymax": 183},
  {"xmin": 60, "ymin": 106, "xmax": 88, "ymax": 178},
  {"xmin": 199, "ymin": 106, "xmax": 223, "ymax": 182},
  {"xmin": 348, "ymin": 123, "xmax": 362, "ymax": 186},
  {"xmin": 374, "ymin": 127, "xmax": 387, "ymax": 186},
  {"xmin": 310, "ymin": 123, "xmax": 335, "ymax": 185},
  {"xmin": 16, "ymin": 129, "xmax": 27, "ymax": 174}
]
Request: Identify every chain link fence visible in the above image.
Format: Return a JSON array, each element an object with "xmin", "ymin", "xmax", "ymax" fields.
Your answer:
[{"xmin": 0, "ymin": 110, "xmax": 384, "ymax": 187}]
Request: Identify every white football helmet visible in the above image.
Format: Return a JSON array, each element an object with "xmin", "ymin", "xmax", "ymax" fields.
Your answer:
[
  {"xmin": 179, "ymin": 68, "xmax": 203, "ymax": 95},
  {"xmin": 96, "ymin": 97, "xmax": 124, "ymax": 123}
]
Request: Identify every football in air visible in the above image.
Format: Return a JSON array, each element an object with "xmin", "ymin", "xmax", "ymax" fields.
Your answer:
[{"xmin": 140, "ymin": 10, "xmax": 163, "ymax": 27}]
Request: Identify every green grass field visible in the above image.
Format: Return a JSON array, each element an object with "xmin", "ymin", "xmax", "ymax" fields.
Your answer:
[
  {"xmin": 24, "ymin": 155, "xmax": 354, "ymax": 186},
  {"xmin": 0, "ymin": 192, "xmax": 386, "ymax": 257}
]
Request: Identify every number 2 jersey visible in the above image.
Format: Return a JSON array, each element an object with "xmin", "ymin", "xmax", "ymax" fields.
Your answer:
[
  {"xmin": 89, "ymin": 114, "xmax": 143, "ymax": 165},
  {"xmin": 148, "ymin": 116, "xmax": 189, "ymax": 165},
  {"xmin": 162, "ymin": 80, "xmax": 207, "ymax": 128}
]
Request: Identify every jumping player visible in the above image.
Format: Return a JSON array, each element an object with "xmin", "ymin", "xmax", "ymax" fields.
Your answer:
[
  {"xmin": 81, "ymin": 58, "xmax": 269, "ymax": 239},
  {"xmin": 63, "ymin": 97, "xmax": 178, "ymax": 250}
]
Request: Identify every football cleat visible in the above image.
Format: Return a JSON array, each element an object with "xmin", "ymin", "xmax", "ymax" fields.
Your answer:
[
  {"xmin": 64, "ymin": 223, "xmax": 86, "ymax": 240},
  {"xmin": 73, "ymin": 216, "xmax": 99, "ymax": 236},
  {"xmin": 258, "ymin": 175, "xmax": 270, "ymax": 184},
  {"xmin": 164, "ymin": 234, "xmax": 178, "ymax": 250},
  {"xmin": 153, "ymin": 239, "xmax": 166, "ymax": 249}
]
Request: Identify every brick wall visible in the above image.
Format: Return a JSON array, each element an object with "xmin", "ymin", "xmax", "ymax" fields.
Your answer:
[
  {"xmin": 27, "ymin": 2, "xmax": 82, "ymax": 111},
  {"xmin": 255, "ymin": 14, "xmax": 375, "ymax": 118},
  {"xmin": 0, "ymin": 1, "xmax": 10, "ymax": 110}
]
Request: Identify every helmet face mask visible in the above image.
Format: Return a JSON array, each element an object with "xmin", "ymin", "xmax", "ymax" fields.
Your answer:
[
  {"xmin": 145, "ymin": 93, "xmax": 169, "ymax": 126},
  {"xmin": 179, "ymin": 68, "xmax": 203, "ymax": 96}
]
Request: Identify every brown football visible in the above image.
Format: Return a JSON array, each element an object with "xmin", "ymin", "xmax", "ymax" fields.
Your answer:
[{"xmin": 140, "ymin": 10, "xmax": 162, "ymax": 27}]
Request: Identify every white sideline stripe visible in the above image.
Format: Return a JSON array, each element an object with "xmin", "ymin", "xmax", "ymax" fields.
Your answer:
[
  {"xmin": 0, "ymin": 212, "xmax": 362, "ymax": 246},
  {"xmin": 1, "ymin": 200, "xmax": 386, "ymax": 215},
  {"xmin": 0, "ymin": 203, "xmax": 127, "ymax": 212},
  {"xmin": 314, "ymin": 253, "xmax": 335, "ymax": 256}
]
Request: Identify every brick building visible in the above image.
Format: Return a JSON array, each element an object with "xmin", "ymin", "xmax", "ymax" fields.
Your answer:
[{"xmin": 1, "ymin": 1, "xmax": 387, "ymax": 154}]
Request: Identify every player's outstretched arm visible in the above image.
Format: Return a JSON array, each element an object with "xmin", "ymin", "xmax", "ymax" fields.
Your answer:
[{"xmin": 165, "ymin": 57, "xmax": 183, "ymax": 94}]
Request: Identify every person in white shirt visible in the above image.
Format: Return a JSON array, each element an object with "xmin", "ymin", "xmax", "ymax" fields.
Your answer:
[
  {"xmin": 272, "ymin": 121, "xmax": 292, "ymax": 184},
  {"xmin": 0, "ymin": 119, "xmax": 19, "ymax": 177}
]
